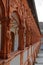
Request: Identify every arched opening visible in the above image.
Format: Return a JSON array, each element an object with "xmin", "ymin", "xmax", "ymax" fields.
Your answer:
[{"xmin": 10, "ymin": 11, "xmax": 19, "ymax": 52}]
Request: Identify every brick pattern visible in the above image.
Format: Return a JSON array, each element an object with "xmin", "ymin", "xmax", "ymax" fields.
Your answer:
[{"xmin": 0, "ymin": 0, "xmax": 41, "ymax": 65}]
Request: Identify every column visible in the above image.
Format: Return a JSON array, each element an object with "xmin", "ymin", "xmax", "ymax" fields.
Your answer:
[{"xmin": 18, "ymin": 24, "xmax": 24, "ymax": 50}]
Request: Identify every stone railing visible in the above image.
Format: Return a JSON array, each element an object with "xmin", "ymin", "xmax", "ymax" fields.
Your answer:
[{"xmin": 0, "ymin": 41, "xmax": 41, "ymax": 65}]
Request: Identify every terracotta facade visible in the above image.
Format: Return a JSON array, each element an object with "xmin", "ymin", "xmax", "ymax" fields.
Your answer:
[{"xmin": 0, "ymin": 0, "xmax": 41, "ymax": 65}]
